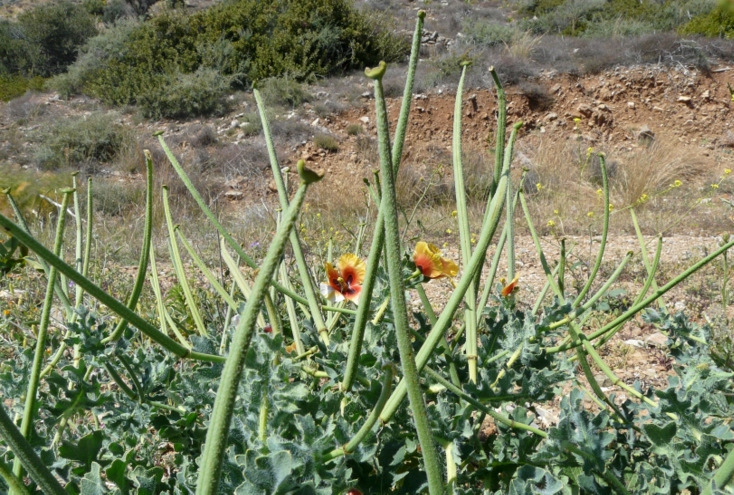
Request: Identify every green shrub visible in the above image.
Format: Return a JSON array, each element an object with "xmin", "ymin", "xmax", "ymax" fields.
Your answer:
[
  {"xmin": 682, "ymin": 4, "xmax": 734, "ymax": 38},
  {"xmin": 10, "ymin": 1, "xmax": 97, "ymax": 77},
  {"xmin": 65, "ymin": 0, "xmax": 408, "ymax": 116},
  {"xmin": 49, "ymin": 18, "xmax": 141, "ymax": 99},
  {"xmin": 463, "ymin": 19, "xmax": 519, "ymax": 47},
  {"xmin": 346, "ymin": 124, "xmax": 363, "ymax": 136},
  {"xmin": 313, "ymin": 133, "xmax": 339, "ymax": 152},
  {"xmin": 260, "ymin": 77, "xmax": 312, "ymax": 108},
  {"xmin": 0, "ymin": 75, "xmax": 45, "ymax": 102},
  {"xmin": 92, "ymin": 179, "xmax": 145, "ymax": 217},
  {"xmin": 137, "ymin": 68, "xmax": 232, "ymax": 119},
  {"xmin": 35, "ymin": 113, "xmax": 131, "ymax": 170}
]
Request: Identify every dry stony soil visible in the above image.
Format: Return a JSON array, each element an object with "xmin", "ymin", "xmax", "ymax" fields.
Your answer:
[{"xmin": 4, "ymin": 62, "xmax": 734, "ymax": 425}]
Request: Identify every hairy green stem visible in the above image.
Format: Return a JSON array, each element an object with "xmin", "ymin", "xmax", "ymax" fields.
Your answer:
[
  {"xmin": 341, "ymin": 11, "xmax": 425, "ymax": 393},
  {"xmin": 195, "ymin": 163, "xmax": 318, "ymax": 495},
  {"xmin": 0, "ymin": 458, "xmax": 29, "ymax": 495},
  {"xmin": 380, "ymin": 122, "xmax": 521, "ymax": 424},
  {"xmin": 367, "ymin": 61, "xmax": 444, "ymax": 494},
  {"xmin": 162, "ymin": 186, "xmax": 208, "ymax": 337},
  {"xmin": 0, "ymin": 402, "xmax": 65, "ymax": 495}
]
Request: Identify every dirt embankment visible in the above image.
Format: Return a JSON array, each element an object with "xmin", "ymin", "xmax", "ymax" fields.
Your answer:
[{"xmin": 287, "ymin": 65, "xmax": 733, "ymax": 197}]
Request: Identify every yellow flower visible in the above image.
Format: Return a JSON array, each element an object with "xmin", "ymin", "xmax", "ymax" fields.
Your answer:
[
  {"xmin": 573, "ymin": 117, "xmax": 581, "ymax": 123},
  {"xmin": 547, "ymin": 220, "xmax": 555, "ymax": 227},
  {"xmin": 553, "ymin": 209, "xmax": 559, "ymax": 215},
  {"xmin": 596, "ymin": 189, "xmax": 603, "ymax": 196},
  {"xmin": 674, "ymin": 180, "xmax": 682, "ymax": 187},
  {"xmin": 726, "ymin": 169, "xmax": 731, "ymax": 175},
  {"xmin": 609, "ymin": 204, "xmax": 614, "ymax": 211},
  {"xmin": 536, "ymin": 182, "xmax": 543, "ymax": 191},
  {"xmin": 712, "ymin": 184, "xmax": 719, "ymax": 189},
  {"xmin": 587, "ymin": 212, "xmax": 594, "ymax": 217},
  {"xmin": 413, "ymin": 242, "xmax": 459, "ymax": 280},
  {"xmin": 446, "ymin": 229, "xmax": 452, "ymax": 234},
  {"xmin": 451, "ymin": 210, "xmax": 458, "ymax": 217}
]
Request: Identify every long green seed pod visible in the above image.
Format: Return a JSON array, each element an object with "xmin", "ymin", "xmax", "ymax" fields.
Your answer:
[
  {"xmin": 630, "ymin": 208, "xmax": 667, "ymax": 311},
  {"xmin": 380, "ymin": 122, "xmax": 522, "ymax": 424},
  {"xmin": 104, "ymin": 151, "xmax": 154, "ymax": 343},
  {"xmin": 195, "ymin": 162, "xmax": 320, "ymax": 495},
  {"xmin": 0, "ymin": 402, "xmax": 65, "ymax": 495},
  {"xmin": 572, "ymin": 155, "xmax": 609, "ymax": 306},
  {"xmin": 341, "ymin": 11, "xmax": 426, "ymax": 393},
  {"xmin": 162, "ymin": 186, "xmax": 208, "ymax": 337},
  {"xmin": 254, "ymin": 87, "xmax": 329, "ymax": 344},
  {"xmin": 367, "ymin": 61, "xmax": 444, "ymax": 494},
  {"xmin": 14, "ymin": 189, "xmax": 72, "ymax": 482},
  {"xmin": 0, "ymin": 213, "xmax": 224, "ymax": 363},
  {"xmin": 453, "ymin": 63, "xmax": 480, "ymax": 383},
  {"xmin": 3, "ymin": 190, "xmax": 72, "ymax": 313},
  {"xmin": 488, "ymin": 67, "xmax": 507, "ymax": 201}
]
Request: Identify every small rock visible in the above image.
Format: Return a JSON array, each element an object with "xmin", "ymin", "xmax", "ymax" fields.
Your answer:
[
  {"xmin": 228, "ymin": 119, "xmax": 239, "ymax": 130},
  {"xmin": 361, "ymin": 91, "xmax": 371, "ymax": 98},
  {"xmin": 593, "ymin": 373, "xmax": 613, "ymax": 387},
  {"xmin": 645, "ymin": 332, "xmax": 668, "ymax": 348},
  {"xmin": 701, "ymin": 89, "xmax": 710, "ymax": 100},
  {"xmin": 545, "ymin": 112, "xmax": 558, "ymax": 121},
  {"xmin": 359, "ymin": 116, "xmax": 370, "ymax": 125},
  {"xmin": 550, "ymin": 83, "xmax": 562, "ymax": 94},
  {"xmin": 577, "ymin": 103, "xmax": 593, "ymax": 117},
  {"xmin": 677, "ymin": 95, "xmax": 692, "ymax": 104},
  {"xmin": 311, "ymin": 118, "xmax": 320, "ymax": 126},
  {"xmin": 627, "ymin": 101, "xmax": 635, "ymax": 109},
  {"xmin": 674, "ymin": 301, "xmax": 686, "ymax": 313},
  {"xmin": 623, "ymin": 339, "xmax": 645, "ymax": 348}
]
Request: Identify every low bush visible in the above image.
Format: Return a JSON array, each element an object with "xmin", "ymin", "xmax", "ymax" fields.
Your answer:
[
  {"xmin": 313, "ymin": 133, "xmax": 339, "ymax": 152},
  {"xmin": 34, "ymin": 113, "xmax": 131, "ymax": 171},
  {"xmin": 136, "ymin": 68, "xmax": 232, "ymax": 120},
  {"xmin": 0, "ymin": 74, "xmax": 44, "ymax": 102},
  {"xmin": 259, "ymin": 77, "xmax": 312, "ymax": 108}
]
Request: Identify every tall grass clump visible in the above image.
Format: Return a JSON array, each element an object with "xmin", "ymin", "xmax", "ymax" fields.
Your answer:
[{"xmin": 1, "ymin": 10, "xmax": 734, "ymax": 495}]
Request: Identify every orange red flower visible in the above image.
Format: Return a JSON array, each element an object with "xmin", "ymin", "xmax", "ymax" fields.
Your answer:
[
  {"xmin": 501, "ymin": 276, "xmax": 519, "ymax": 297},
  {"xmin": 320, "ymin": 253, "xmax": 366, "ymax": 303},
  {"xmin": 413, "ymin": 241, "xmax": 458, "ymax": 279}
]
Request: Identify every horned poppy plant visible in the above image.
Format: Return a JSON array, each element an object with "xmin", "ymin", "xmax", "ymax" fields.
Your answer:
[
  {"xmin": 320, "ymin": 253, "xmax": 366, "ymax": 303},
  {"xmin": 413, "ymin": 241, "xmax": 459, "ymax": 279},
  {"xmin": 501, "ymin": 276, "xmax": 519, "ymax": 297}
]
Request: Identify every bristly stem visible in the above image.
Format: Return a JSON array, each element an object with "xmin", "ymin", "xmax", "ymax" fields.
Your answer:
[
  {"xmin": 367, "ymin": 61, "xmax": 444, "ymax": 495},
  {"xmin": 0, "ymin": 402, "xmax": 65, "ymax": 495},
  {"xmin": 14, "ymin": 188, "xmax": 72, "ymax": 483},
  {"xmin": 195, "ymin": 162, "xmax": 319, "ymax": 495},
  {"xmin": 341, "ymin": 10, "xmax": 425, "ymax": 393},
  {"xmin": 380, "ymin": 122, "xmax": 521, "ymax": 424}
]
